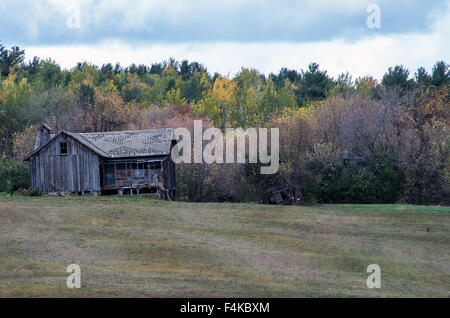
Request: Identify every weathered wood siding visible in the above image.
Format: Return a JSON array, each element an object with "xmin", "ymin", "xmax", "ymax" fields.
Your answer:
[{"xmin": 29, "ymin": 134, "xmax": 100, "ymax": 193}]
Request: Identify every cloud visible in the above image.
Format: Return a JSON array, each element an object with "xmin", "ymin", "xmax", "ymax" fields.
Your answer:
[
  {"xmin": 3, "ymin": 0, "xmax": 449, "ymax": 81},
  {"xmin": 24, "ymin": 29, "xmax": 447, "ymax": 81},
  {"xmin": 0, "ymin": 0, "xmax": 448, "ymax": 45}
]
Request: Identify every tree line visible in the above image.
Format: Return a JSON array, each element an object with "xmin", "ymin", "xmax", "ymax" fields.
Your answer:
[{"xmin": 0, "ymin": 42, "xmax": 448, "ymax": 204}]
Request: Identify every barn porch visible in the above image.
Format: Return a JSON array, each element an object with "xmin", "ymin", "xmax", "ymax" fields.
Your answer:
[{"xmin": 99, "ymin": 157, "xmax": 176, "ymax": 200}]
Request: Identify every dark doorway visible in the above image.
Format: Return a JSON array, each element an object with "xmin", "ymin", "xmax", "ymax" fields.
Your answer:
[{"xmin": 105, "ymin": 164, "xmax": 116, "ymax": 186}]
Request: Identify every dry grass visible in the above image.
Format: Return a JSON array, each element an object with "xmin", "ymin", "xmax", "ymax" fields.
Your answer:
[{"xmin": 0, "ymin": 195, "xmax": 449, "ymax": 297}]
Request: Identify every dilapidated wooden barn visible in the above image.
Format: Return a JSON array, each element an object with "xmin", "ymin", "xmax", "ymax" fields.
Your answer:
[{"xmin": 24, "ymin": 125, "xmax": 177, "ymax": 200}]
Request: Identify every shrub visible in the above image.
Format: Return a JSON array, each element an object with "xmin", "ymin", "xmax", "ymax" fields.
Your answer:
[
  {"xmin": 176, "ymin": 163, "xmax": 215, "ymax": 202},
  {"xmin": 177, "ymin": 162, "xmax": 247, "ymax": 202},
  {"xmin": 0, "ymin": 158, "xmax": 29, "ymax": 193},
  {"xmin": 303, "ymin": 157, "xmax": 404, "ymax": 204},
  {"xmin": 14, "ymin": 187, "xmax": 40, "ymax": 196}
]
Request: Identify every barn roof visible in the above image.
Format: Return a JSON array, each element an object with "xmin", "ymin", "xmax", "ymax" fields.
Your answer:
[{"xmin": 25, "ymin": 128, "xmax": 175, "ymax": 160}]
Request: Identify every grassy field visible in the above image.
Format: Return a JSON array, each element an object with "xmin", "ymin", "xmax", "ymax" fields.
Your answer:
[{"xmin": 0, "ymin": 194, "xmax": 449, "ymax": 297}]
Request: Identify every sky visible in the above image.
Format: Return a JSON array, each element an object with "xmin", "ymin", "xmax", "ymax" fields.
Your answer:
[{"xmin": 0, "ymin": 0, "xmax": 449, "ymax": 79}]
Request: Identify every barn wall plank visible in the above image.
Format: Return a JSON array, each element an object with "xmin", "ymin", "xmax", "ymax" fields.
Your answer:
[{"xmin": 28, "ymin": 133, "xmax": 101, "ymax": 194}]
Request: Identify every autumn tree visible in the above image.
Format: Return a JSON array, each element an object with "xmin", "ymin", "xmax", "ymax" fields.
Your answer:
[
  {"xmin": 87, "ymin": 89, "xmax": 133, "ymax": 132},
  {"xmin": 194, "ymin": 76, "xmax": 237, "ymax": 130}
]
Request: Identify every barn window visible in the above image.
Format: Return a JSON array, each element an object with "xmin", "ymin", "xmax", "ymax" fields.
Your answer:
[{"xmin": 60, "ymin": 142, "xmax": 68, "ymax": 155}]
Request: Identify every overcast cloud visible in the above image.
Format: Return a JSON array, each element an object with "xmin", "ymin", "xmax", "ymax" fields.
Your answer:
[{"xmin": 0, "ymin": 0, "xmax": 449, "ymax": 79}]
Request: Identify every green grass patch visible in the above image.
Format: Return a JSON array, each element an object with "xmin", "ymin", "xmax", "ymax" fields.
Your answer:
[{"xmin": 0, "ymin": 196, "xmax": 449, "ymax": 297}]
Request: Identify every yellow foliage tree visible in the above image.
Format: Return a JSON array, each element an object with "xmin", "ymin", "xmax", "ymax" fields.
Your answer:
[{"xmin": 194, "ymin": 76, "xmax": 237, "ymax": 130}]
